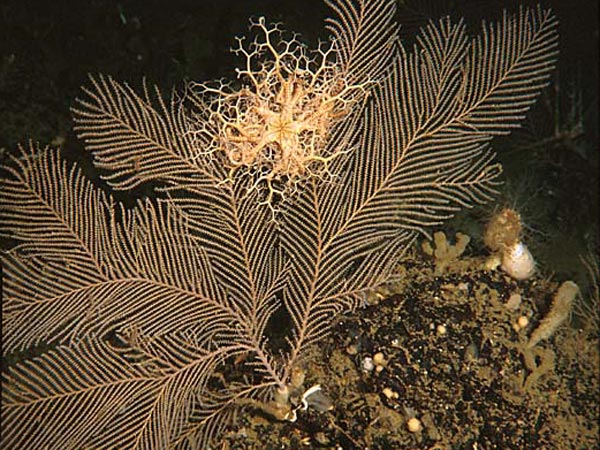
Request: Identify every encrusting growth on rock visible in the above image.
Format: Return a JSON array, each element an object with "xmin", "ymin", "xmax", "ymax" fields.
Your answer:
[
  {"xmin": 422, "ymin": 231, "xmax": 471, "ymax": 275},
  {"xmin": 527, "ymin": 280, "xmax": 578, "ymax": 348}
]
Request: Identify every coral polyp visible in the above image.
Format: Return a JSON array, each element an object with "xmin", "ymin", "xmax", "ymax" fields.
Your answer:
[{"xmin": 187, "ymin": 17, "xmax": 370, "ymax": 202}]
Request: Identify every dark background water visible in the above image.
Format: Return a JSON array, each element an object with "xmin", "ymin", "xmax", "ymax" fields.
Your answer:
[
  {"xmin": 1, "ymin": 0, "xmax": 597, "ymax": 280},
  {"xmin": 1, "ymin": 0, "xmax": 596, "ymax": 150}
]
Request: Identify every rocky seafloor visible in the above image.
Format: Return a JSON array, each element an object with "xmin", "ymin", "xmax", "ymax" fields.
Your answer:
[{"xmin": 223, "ymin": 232, "xmax": 599, "ymax": 450}]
